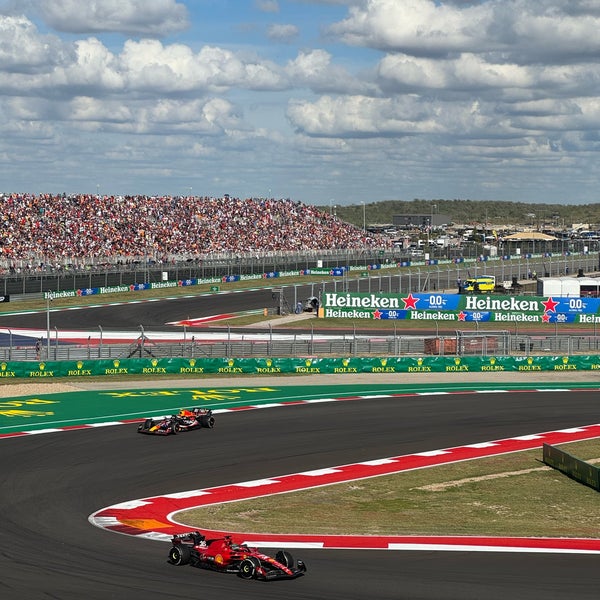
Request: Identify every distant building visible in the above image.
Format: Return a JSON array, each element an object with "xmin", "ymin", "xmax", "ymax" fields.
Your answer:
[{"xmin": 392, "ymin": 213, "xmax": 451, "ymax": 229}]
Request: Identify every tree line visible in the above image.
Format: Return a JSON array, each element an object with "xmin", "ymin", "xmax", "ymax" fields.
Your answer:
[{"xmin": 320, "ymin": 198, "xmax": 598, "ymax": 230}]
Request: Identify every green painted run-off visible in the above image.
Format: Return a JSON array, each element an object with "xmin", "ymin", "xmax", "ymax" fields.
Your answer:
[{"xmin": 1, "ymin": 382, "xmax": 599, "ymax": 435}]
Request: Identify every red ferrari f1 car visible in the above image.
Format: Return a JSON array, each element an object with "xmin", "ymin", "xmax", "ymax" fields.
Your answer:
[
  {"xmin": 167, "ymin": 532, "xmax": 307, "ymax": 581},
  {"xmin": 137, "ymin": 408, "xmax": 215, "ymax": 435}
]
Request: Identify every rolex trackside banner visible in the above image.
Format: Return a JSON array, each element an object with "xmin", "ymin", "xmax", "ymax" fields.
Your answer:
[
  {"xmin": 0, "ymin": 355, "xmax": 599, "ymax": 379},
  {"xmin": 320, "ymin": 292, "xmax": 600, "ymax": 323}
]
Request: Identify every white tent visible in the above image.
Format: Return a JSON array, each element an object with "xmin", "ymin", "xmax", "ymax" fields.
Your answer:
[{"xmin": 503, "ymin": 231, "xmax": 557, "ymax": 241}]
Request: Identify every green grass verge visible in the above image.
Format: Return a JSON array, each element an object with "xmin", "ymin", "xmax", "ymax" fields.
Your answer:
[{"xmin": 176, "ymin": 440, "xmax": 600, "ymax": 538}]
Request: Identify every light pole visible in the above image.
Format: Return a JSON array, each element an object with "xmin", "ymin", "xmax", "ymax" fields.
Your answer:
[
  {"xmin": 428, "ymin": 203, "xmax": 437, "ymax": 246},
  {"xmin": 361, "ymin": 201, "xmax": 366, "ymax": 232},
  {"xmin": 485, "ymin": 208, "xmax": 488, "ymax": 238},
  {"xmin": 46, "ymin": 293, "xmax": 52, "ymax": 357}
]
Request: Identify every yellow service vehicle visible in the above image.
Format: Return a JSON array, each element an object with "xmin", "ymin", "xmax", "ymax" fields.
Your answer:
[{"xmin": 462, "ymin": 275, "xmax": 496, "ymax": 293}]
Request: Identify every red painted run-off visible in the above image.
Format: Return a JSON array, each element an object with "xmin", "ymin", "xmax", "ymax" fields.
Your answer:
[{"xmin": 90, "ymin": 423, "xmax": 600, "ymax": 553}]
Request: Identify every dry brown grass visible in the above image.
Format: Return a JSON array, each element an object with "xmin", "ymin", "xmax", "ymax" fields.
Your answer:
[{"xmin": 176, "ymin": 440, "xmax": 600, "ymax": 538}]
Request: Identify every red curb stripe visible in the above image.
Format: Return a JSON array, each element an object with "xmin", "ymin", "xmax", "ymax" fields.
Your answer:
[{"xmin": 88, "ymin": 423, "xmax": 600, "ymax": 553}]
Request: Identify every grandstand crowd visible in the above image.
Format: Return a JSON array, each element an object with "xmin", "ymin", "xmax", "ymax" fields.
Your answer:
[{"xmin": 0, "ymin": 193, "xmax": 390, "ymax": 267}]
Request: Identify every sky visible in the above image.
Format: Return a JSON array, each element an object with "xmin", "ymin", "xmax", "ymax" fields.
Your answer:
[{"xmin": 1, "ymin": 0, "xmax": 600, "ymax": 206}]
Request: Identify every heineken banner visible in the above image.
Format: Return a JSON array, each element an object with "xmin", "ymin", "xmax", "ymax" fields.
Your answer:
[
  {"xmin": 43, "ymin": 273, "xmax": 287, "ymax": 301},
  {"xmin": 1, "ymin": 355, "xmax": 599, "ymax": 379},
  {"xmin": 320, "ymin": 291, "xmax": 600, "ymax": 324}
]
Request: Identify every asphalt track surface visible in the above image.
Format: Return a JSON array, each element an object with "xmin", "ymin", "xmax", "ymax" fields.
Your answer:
[
  {"xmin": 0, "ymin": 283, "xmax": 587, "ymax": 337},
  {"xmin": 0, "ymin": 287, "xmax": 294, "ymax": 332},
  {"xmin": 2, "ymin": 295, "xmax": 600, "ymax": 599}
]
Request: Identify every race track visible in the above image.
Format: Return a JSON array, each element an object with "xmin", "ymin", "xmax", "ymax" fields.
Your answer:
[
  {"xmin": 2, "ymin": 389, "xmax": 600, "ymax": 599},
  {"xmin": 1, "ymin": 294, "xmax": 600, "ymax": 599}
]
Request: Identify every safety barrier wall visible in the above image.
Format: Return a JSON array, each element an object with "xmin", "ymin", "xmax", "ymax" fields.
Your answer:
[
  {"xmin": 2, "ymin": 250, "xmax": 598, "ymax": 299},
  {"xmin": 2, "ymin": 354, "xmax": 600, "ymax": 380},
  {"xmin": 543, "ymin": 443, "xmax": 600, "ymax": 492}
]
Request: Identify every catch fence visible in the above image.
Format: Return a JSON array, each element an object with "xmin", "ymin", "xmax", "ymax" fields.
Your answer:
[{"xmin": 3, "ymin": 330, "xmax": 600, "ymax": 362}]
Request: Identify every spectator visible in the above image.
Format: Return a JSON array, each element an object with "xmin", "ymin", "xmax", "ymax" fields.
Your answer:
[{"xmin": 0, "ymin": 193, "xmax": 392, "ymax": 264}]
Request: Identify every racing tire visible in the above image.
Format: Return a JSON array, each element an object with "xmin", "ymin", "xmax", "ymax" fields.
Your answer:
[
  {"xmin": 200, "ymin": 415, "xmax": 215, "ymax": 429},
  {"xmin": 275, "ymin": 550, "xmax": 294, "ymax": 568},
  {"xmin": 238, "ymin": 556, "xmax": 260, "ymax": 579},
  {"xmin": 138, "ymin": 419, "xmax": 153, "ymax": 432},
  {"xmin": 168, "ymin": 545, "xmax": 191, "ymax": 566},
  {"xmin": 171, "ymin": 422, "xmax": 180, "ymax": 435}
]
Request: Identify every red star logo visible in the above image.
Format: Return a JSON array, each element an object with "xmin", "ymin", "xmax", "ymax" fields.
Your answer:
[
  {"xmin": 542, "ymin": 297, "xmax": 559, "ymax": 313},
  {"xmin": 402, "ymin": 293, "xmax": 419, "ymax": 309},
  {"xmin": 542, "ymin": 313, "xmax": 551, "ymax": 323},
  {"xmin": 76, "ymin": 289, "xmax": 83, "ymax": 296},
  {"xmin": 458, "ymin": 311, "xmax": 466, "ymax": 321},
  {"xmin": 373, "ymin": 309, "xmax": 382, "ymax": 319}
]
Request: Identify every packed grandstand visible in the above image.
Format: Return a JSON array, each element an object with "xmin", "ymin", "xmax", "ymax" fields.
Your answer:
[{"xmin": 0, "ymin": 193, "xmax": 389, "ymax": 266}]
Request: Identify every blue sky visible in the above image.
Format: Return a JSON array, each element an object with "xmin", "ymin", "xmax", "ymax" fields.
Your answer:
[{"xmin": 2, "ymin": 0, "xmax": 600, "ymax": 206}]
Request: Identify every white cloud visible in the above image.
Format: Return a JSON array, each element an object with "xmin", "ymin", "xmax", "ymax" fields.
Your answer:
[
  {"xmin": 329, "ymin": 0, "xmax": 600, "ymax": 63},
  {"xmin": 375, "ymin": 51, "xmax": 600, "ymax": 104},
  {"xmin": 286, "ymin": 49, "xmax": 376, "ymax": 94},
  {"xmin": 0, "ymin": 17, "xmax": 288, "ymax": 96},
  {"xmin": 267, "ymin": 23, "xmax": 299, "ymax": 42},
  {"xmin": 287, "ymin": 95, "xmax": 446, "ymax": 137},
  {"xmin": 256, "ymin": 0, "xmax": 279, "ymax": 13},
  {"xmin": 329, "ymin": 0, "xmax": 494, "ymax": 55},
  {"xmin": 377, "ymin": 53, "xmax": 533, "ymax": 93},
  {"xmin": 34, "ymin": 0, "xmax": 189, "ymax": 36},
  {"xmin": 0, "ymin": 15, "xmax": 72, "ymax": 72},
  {"xmin": 117, "ymin": 41, "xmax": 286, "ymax": 92}
]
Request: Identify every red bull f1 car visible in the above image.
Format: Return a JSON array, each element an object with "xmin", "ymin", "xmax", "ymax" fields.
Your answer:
[
  {"xmin": 167, "ymin": 532, "xmax": 307, "ymax": 581},
  {"xmin": 176, "ymin": 407, "xmax": 215, "ymax": 431},
  {"xmin": 137, "ymin": 408, "xmax": 215, "ymax": 435}
]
